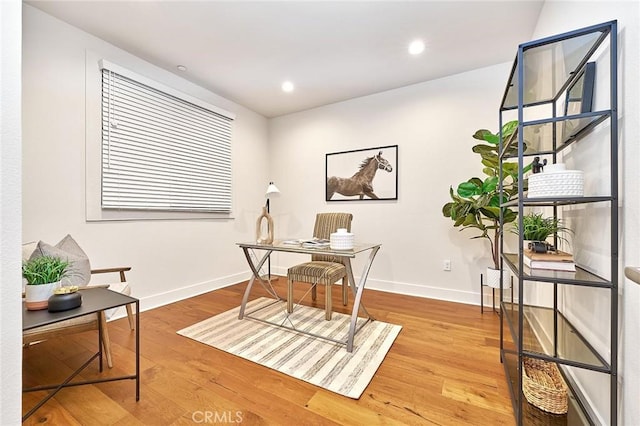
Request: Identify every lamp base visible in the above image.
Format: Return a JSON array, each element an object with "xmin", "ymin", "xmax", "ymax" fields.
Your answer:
[{"xmin": 260, "ymin": 275, "xmax": 280, "ymax": 282}]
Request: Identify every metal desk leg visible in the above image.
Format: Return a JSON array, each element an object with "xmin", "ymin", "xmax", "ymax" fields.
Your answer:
[
  {"xmin": 239, "ymin": 247, "xmax": 273, "ymax": 319},
  {"xmin": 135, "ymin": 300, "xmax": 140, "ymax": 401},
  {"xmin": 345, "ymin": 245, "xmax": 380, "ymax": 352}
]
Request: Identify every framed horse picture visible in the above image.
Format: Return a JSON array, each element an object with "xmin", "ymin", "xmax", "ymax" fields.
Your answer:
[{"xmin": 326, "ymin": 145, "xmax": 398, "ymax": 201}]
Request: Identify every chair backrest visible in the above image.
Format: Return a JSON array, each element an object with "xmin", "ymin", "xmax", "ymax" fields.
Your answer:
[{"xmin": 312, "ymin": 212, "xmax": 353, "ymax": 263}]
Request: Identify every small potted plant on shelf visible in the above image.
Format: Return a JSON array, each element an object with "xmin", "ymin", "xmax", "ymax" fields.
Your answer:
[
  {"xmin": 22, "ymin": 256, "xmax": 69, "ymax": 310},
  {"xmin": 513, "ymin": 212, "xmax": 572, "ymax": 252},
  {"xmin": 442, "ymin": 120, "xmax": 531, "ymax": 288}
]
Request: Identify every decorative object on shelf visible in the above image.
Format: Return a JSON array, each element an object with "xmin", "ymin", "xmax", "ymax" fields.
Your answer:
[
  {"xmin": 531, "ymin": 156, "xmax": 547, "ymax": 173},
  {"xmin": 326, "ymin": 145, "xmax": 397, "ymax": 201},
  {"xmin": 528, "ymin": 163, "xmax": 584, "ymax": 198},
  {"xmin": 330, "ymin": 228, "xmax": 354, "ymax": 250},
  {"xmin": 564, "ymin": 61, "xmax": 596, "ymax": 116},
  {"xmin": 48, "ymin": 285, "xmax": 82, "ymax": 312},
  {"xmin": 522, "ymin": 358, "xmax": 568, "ymax": 415},
  {"xmin": 442, "ymin": 121, "xmax": 531, "ymax": 274},
  {"xmin": 513, "ymin": 211, "xmax": 572, "ymax": 251},
  {"xmin": 22, "ymin": 256, "xmax": 69, "ymax": 310},
  {"xmin": 523, "ymin": 249, "xmax": 576, "ymax": 272}
]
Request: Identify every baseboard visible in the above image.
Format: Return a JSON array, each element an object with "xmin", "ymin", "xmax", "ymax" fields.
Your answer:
[
  {"xmin": 107, "ymin": 270, "xmax": 252, "ymax": 321},
  {"xmin": 114, "ymin": 268, "xmax": 502, "ymax": 322},
  {"xmin": 270, "ymin": 265, "xmax": 483, "ymax": 307}
]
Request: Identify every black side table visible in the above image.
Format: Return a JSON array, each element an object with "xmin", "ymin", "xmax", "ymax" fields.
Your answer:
[{"xmin": 22, "ymin": 287, "xmax": 140, "ymax": 421}]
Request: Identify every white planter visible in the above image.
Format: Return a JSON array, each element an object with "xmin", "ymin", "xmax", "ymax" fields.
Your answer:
[
  {"xmin": 528, "ymin": 164, "xmax": 584, "ymax": 198},
  {"xmin": 25, "ymin": 281, "xmax": 59, "ymax": 310},
  {"xmin": 485, "ymin": 267, "xmax": 503, "ymax": 289}
]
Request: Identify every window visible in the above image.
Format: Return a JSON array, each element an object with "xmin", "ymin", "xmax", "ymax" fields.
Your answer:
[{"xmin": 100, "ymin": 60, "xmax": 234, "ymax": 213}]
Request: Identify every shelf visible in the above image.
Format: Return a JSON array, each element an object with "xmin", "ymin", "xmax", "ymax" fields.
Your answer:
[
  {"xmin": 499, "ymin": 19, "xmax": 617, "ymax": 426},
  {"xmin": 501, "ymin": 196, "xmax": 613, "ymax": 208},
  {"xmin": 501, "ymin": 301, "xmax": 609, "ymax": 372},
  {"xmin": 499, "ymin": 111, "xmax": 611, "ymax": 159},
  {"xmin": 502, "ymin": 253, "xmax": 611, "ymax": 287},
  {"xmin": 501, "ymin": 350, "xmax": 593, "ymax": 425},
  {"xmin": 501, "ymin": 22, "xmax": 612, "ymax": 110}
]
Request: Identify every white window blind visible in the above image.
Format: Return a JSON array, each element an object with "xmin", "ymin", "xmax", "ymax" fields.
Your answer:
[{"xmin": 100, "ymin": 61, "xmax": 234, "ymax": 213}]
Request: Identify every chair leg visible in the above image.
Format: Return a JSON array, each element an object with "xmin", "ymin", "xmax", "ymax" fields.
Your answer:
[
  {"xmin": 287, "ymin": 277, "xmax": 294, "ymax": 313},
  {"xmin": 126, "ymin": 304, "xmax": 135, "ymax": 330},
  {"xmin": 342, "ymin": 276, "xmax": 348, "ymax": 306},
  {"xmin": 311, "ymin": 284, "xmax": 317, "ymax": 301},
  {"xmin": 325, "ymin": 284, "xmax": 332, "ymax": 320},
  {"xmin": 99, "ymin": 311, "xmax": 113, "ymax": 368}
]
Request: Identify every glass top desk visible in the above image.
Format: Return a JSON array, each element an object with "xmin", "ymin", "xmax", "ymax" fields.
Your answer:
[
  {"xmin": 236, "ymin": 241, "xmax": 381, "ymax": 352},
  {"xmin": 22, "ymin": 287, "xmax": 140, "ymax": 421}
]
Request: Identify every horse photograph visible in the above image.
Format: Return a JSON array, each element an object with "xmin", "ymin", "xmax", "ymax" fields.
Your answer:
[{"xmin": 325, "ymin": 145, "xmax": 398, "ymax": 201}]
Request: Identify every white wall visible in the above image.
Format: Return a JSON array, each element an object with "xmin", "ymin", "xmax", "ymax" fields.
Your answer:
[
  {"xmin": 22, "ymin": 5, "xmax": 270, "ymax": 310},
  {"xmin": 0, "ymin": 1, "xmax": 22, "ymax": 424},
  {"xmin": 269, "ymin": 62, "xmax": 513, "ymax": 304},
  {"xmin": 269, "ymin": 3, "xmax": 639, "ymax": 422},
  {"xmin": 532, "ymin": 2, "xmax": 639, "ymax": 424}
]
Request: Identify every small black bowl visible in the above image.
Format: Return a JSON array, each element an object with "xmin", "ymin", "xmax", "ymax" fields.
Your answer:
[{"xmin": 48, "ymin": 292, "xmax": 82, "ymax": 312}]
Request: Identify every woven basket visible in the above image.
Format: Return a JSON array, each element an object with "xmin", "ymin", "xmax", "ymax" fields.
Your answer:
[{"xmin": 522, "ymin": 358, "xmax": 568, "ymax": 415}]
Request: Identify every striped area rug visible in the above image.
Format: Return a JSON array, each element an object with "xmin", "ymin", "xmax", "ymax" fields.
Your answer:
[{"xmin": 177, "ymin": 297, "xmax": 401, "ymax": 399}]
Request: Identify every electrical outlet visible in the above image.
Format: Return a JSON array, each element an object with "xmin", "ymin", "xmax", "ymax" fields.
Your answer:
[{"xmin": 443, "ymin": 259, "xmax": 451, "ymax": 271}]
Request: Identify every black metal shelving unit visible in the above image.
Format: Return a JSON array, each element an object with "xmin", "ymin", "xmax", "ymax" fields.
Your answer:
[{"xmin": 497, "ymin": 21, "xmax": 618, "ymax": 425}]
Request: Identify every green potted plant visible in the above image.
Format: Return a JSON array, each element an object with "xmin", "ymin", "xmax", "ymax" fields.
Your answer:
[
  {"xmin": 22, "ymin": 256, "xmax": 69, "ymax": 310},
  {"xmin": 442, "ymin": 120, "xmax": 530, "ymax": 287},
  {"xmin": 514, "ymin": 212, "xmax": 572, "ymax": 250}
]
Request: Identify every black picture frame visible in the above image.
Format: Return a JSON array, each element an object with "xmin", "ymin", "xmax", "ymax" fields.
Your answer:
[
  {"xmin": 326, "ymin": 145, "xmax": 398, "ymax": 202},
  {"xmin": 564, "ymin": 61, "xmax": 596, "ymax": 116},
  {"xmin": 562, "ymin": 61, "xmax": 596, "ymax": 141}
]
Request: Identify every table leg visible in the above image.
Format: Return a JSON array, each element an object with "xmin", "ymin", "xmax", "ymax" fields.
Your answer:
[
  {"xmin": 239, "ymin": 247, "xmax": 273, "ymax": 319},
  {"xmin": 346, "ymin": 245, "xmax": 380, "ymax": 352},
  {"xmin": 98, "ymin": 312, "xmax": 103, "ymax": 372},
  {"xmin": 136, "ymin": 300, "xmax": 140, "ymax": 401}
]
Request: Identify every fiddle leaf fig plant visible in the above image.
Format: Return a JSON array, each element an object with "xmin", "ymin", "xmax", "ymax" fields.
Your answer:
[{"xmin": 442, "ymin": 120, "xmax": 529, "ymax": 269}]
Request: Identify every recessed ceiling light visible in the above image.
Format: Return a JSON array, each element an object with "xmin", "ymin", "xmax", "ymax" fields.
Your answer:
[
  {"xmin": 177, "ymin": 65, "xmax": 187, "ymax": 72},
  {"xmin": 408, "ymin": 40, "xmax": 425, "ymax": 55},
  {"xmin": 282, "ymin": 81, "xmax": 294, "ymax": 93}
]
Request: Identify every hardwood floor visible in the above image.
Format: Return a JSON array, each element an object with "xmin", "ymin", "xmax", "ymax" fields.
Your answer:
[{"xmin": 22, "ymin": 279, "xmax": 515, "ymax": 425}]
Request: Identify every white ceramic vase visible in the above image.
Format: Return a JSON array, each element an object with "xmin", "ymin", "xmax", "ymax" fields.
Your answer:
[{"xmin": 25, "ymin": 281, "xmax": 60, "ymax": 310}]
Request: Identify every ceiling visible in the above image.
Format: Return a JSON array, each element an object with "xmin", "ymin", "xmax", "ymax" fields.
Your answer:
[{"xmin": 27, "ymin": 1, "xmax": 544, "ymax": 118}]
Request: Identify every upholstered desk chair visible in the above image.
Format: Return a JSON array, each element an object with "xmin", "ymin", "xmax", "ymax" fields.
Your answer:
[
  {"xmin": 22, "ymin": 237, "xmax": 135, "ymax": 369},
  {"xmin": 287, "ymin": 213, "xmax": 353, "ymax": 320}
]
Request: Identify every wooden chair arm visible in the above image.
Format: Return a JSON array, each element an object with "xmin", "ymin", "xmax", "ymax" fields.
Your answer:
[
  {"xmin": 91, "ymin": 267, "xmax": 131, "ymax": 283},
  {"xmin": 91, "ymin": 267, "xmax": 132, "ymax": 274}
]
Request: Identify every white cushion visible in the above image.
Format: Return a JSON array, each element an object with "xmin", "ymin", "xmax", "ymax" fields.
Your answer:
[
  {"xmin": 30, "ymin": 235, "xmax": 91, "ymax": 287},
  {"xmin": 22, "ymin": 241, "xmax": 38, "ymax": 262}
]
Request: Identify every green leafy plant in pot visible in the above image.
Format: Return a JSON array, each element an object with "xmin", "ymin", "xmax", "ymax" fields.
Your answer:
[
  {"xmin": 513, "ymin": 212, "xmax": 572, "ymax": 251},
  {"xmin": 23, "ymin": 256, "xmax": 69, "ymax": 310},
  {"xmin": 442, "ymin": 120, "xmax": 530, "ymax": 287}
]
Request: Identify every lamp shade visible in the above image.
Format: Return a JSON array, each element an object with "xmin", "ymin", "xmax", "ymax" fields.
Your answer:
[{"xmin": 265, "ymin": 182, "xmax": 280, "ymax": 198}]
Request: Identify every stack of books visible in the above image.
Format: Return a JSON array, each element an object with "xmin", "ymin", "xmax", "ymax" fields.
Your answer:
[{"xmin": 523, "ymin": 249, "xmax": 575, "ymax": 272}]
